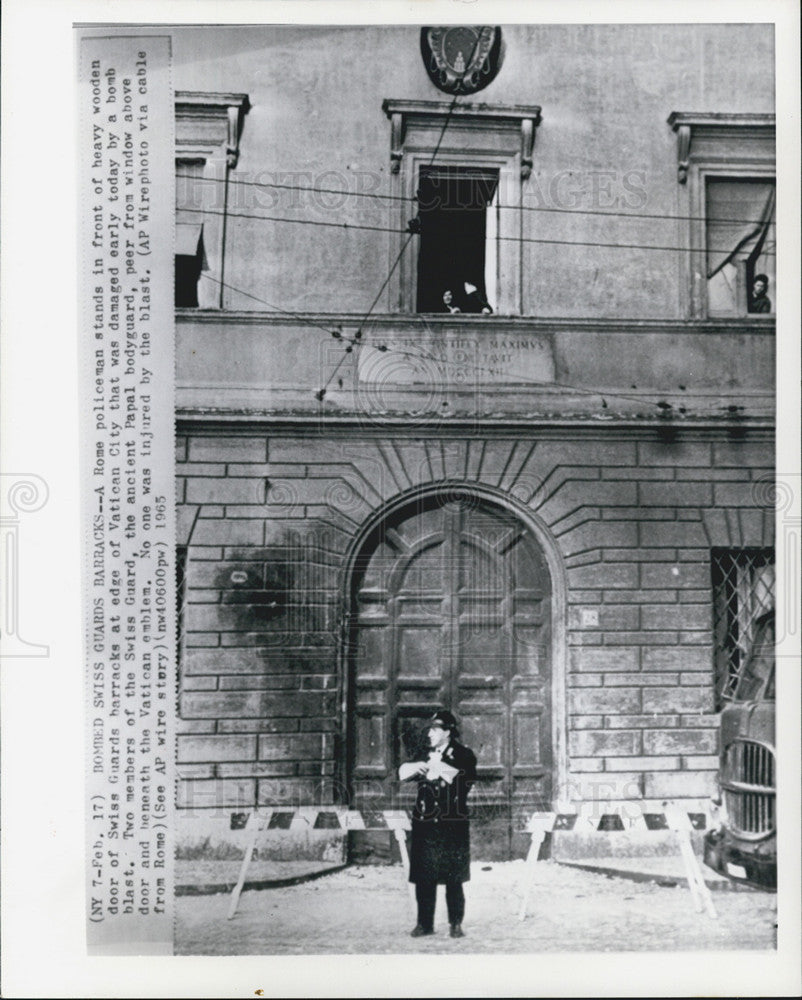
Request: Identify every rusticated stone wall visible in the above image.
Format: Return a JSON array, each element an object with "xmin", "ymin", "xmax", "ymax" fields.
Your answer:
[{"xmin": 175, "ymin": 428, "xmax": 774, "ymax": 815}]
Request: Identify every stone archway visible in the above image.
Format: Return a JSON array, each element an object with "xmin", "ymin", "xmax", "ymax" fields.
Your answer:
[{"xmin": 345, "ymin": 488, "xmax": 556, "ymax": 859}]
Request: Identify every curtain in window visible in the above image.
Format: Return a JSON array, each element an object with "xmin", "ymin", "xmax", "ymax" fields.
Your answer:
[{"xmin": 176, "ymin": 160, "xmax": 206, "ymax": 222}]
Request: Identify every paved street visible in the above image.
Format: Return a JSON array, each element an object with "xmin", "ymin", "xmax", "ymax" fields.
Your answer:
[{"xmin": 175, "ymin": 860, "xmax": 776, "ymax": 955}]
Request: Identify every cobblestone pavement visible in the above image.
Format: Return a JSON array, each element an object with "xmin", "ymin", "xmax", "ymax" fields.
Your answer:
[{"xmin": 174, "ymin": 860, "xmax": 777, "ymax": 955}]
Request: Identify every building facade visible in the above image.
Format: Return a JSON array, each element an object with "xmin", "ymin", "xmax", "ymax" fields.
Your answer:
[{"xmin": 173, "ymin": 24, "xmax": 776, "ymax": 858}]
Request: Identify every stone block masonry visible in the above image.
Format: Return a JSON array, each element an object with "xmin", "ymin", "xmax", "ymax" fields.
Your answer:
[{"xmin": 176, "ymin": 429, "xmax": 774, "ymax": 816}]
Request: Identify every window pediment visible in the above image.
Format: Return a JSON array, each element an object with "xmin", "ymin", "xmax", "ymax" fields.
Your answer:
[
  {"xmin": 667, "ymin": 112, "xmax": 775, "ymax": 184},
  {"xmin": 175, "ymin": 91, "xmax": 251, "ymax": 166},
  {"xmin": 382, "ymin": 99, "xmax": 542, "ymax": 180}
]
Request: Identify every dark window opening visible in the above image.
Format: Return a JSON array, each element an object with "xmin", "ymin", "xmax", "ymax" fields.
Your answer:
[
  {"xmin": 175, "ymin": 224, "xmax": 207, "ymax": 308},
  {"xmin": 416, "ymin": 166, "xmax": 498, "ymax": 313},
  {"xmin": 175, "ymin": 159, "xmax": 208, "ymax": 308},
  {"xmin": 711, "ymin": 547, "xmax": 775, "ymax": 709},
  {"xmin": 175, "ymin": 254, "xmax": 201, "ymax": 307}
]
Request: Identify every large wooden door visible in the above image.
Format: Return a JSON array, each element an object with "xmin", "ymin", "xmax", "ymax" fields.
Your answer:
[{"xmin": 348, "ymin": 494, "xmax": 552, "ymax": 858}]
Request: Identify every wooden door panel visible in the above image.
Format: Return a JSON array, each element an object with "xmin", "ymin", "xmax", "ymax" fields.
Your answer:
[
  {"xmin": 355, "ymin": 713, "xmax": 387, "ymax": 770},
  {"xmin": 349, "ymin": 494, "xmax": 553, "ymax": 857},
  {"xmin": 397, "ymin": 627, "xmax": 442, "ymax": 677},
  {"xmin": 461, "ymin": 712, "xmax": 505, "ymax": 769},
  {"xmin": 355, "ymin": 689, "xmax": 388, "ymax": 708},
  {"xmin": 354, "ymin": 627, "xmax": 388, "ymax": 677},
  {"xmin": 512, "ymin": 647, "xmax": 549, "ymax": 675},
  {"xmin": 512, "ymin": 712, "xmax": 543, "ymax": 766},
  {"xmin": 397, "ymin": 596, "xmax": 442, "ymax": 618},
  {"xmin": 458, "ymin": 632, "xmax": 508, "ymax": 668},
  {"xmin": 396, "ymin": 686, "xmax": 442, "ymax": 708}
]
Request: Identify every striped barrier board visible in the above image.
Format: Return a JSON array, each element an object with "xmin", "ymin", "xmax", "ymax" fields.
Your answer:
[{"xmin": 227, "ymin": 805, "xmax": 710, "ymax": 833}]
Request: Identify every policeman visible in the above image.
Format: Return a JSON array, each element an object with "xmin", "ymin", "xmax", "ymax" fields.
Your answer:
[{"xmin": 398, "ymin": 710, "xmax": 478, "ymax": 938}]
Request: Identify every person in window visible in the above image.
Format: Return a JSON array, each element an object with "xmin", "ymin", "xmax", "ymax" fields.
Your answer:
[
  {"xmin": 461, "ymin": 280, "xmax": 493, "ymax": 314},
  {"xmin": 398, "ymin": 710, "xmax": 477, "ymax": 939},
  {"xmin": 442, "ymin": 289, "xmax": 461, "ymax": 314},
  {"xmin": 748, "ymin": 273, "xmax": 771, "ymax": 314}
]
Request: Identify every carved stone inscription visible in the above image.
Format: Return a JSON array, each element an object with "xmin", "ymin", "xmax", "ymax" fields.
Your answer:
[{"xmin": 358, "ymin": 329, "xmax": 556, "ymax": 387}]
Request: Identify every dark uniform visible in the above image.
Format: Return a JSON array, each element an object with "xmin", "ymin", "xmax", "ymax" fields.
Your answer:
[{"xmin": 400, "ymin": 711, "xmax": 477, "ymax": 937}]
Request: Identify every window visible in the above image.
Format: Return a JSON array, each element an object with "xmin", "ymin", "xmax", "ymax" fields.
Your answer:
[
  {"xmin": 176, "ymin": 161, "xmax": 209, "ymax": 307},
  {"xmin": 711, "ymin": 547, "xmax": 775, "ymax": 709},
  {"xmin": 175, "ymin": 160, "xmax": 209, "ymax": 307},
  {"xmin": 174, "ymin": 92, "xmax": 250, "ymax": 309},
  {"xmin": 175, "ymin": 229, "xmax": 208, "ymax": 308},
  {"xmin": 667, "ymin": 112, "xmax": 775, "ymax": 319},
  {"xmin": 706, "ymin": 178, "xmax": 775, "ymax": 317},
  {"xmin": 382, "ymin": 100, "xmax": 541, "ymax": 314},
  {"xmin": 416, "ymin": 166, "xmax": 498, "ymax": 313}
]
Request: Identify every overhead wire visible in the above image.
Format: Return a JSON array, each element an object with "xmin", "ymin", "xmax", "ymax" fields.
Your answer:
[
  {"xmin": 177, "ymin": 204, "xmax": 776, "ymax": 258},
  {"xmin": 186, "ymin": 172, "xmax": 777, "ymax": 229}
]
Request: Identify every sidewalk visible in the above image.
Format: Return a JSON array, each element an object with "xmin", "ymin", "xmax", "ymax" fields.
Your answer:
[
  {"xmin": 556, "ymin": 855, "xmax": 758, "ymax": 892},
  {"xmin": 174, "ymin": 860, "xmax": 776, "ymax": 955},
  {"xmin": 176, "ymin": 859, "xmax": 345, "ymax": 896},
  {"xmin": 175, "ymin": 853, "xmax": 756, "ymax": 897}
]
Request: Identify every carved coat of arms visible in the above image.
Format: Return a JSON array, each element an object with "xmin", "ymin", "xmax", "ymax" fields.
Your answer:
[{"xmin": 420, "ymin": 26, "xmax": 504, "ymax": 95}]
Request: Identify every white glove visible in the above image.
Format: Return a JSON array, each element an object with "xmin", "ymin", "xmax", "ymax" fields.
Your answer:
[
  {"xmin": 398, "ymin": 761, "xmax": 428, "ymax": 781},
  {"xmin": 425, "ymin": 759, "xmax": 460, "ymax": 784}
]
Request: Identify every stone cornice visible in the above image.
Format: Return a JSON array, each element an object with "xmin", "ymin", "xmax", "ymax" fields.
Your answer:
[
  {"xmin": 175, "ymin": 91, "xmax": 251, "ymax": 109},
  {"xmin": 382, "ymin": 98, "xmax": 543, "ymax": 123},
  {"xmin": 175, "ymin": 308, "xmax": 775, "ymax": 337},
  {"xmin": 667, "ymin": 112, "xmax": 775, "ymax": 131},
  {"xmin": 175, "ymin": 410, "xmax": 774, "ymax": 436}
]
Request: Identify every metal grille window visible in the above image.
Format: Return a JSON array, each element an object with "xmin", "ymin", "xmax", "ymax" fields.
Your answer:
[{"xmin": 711, "ymin": 548, "xmax": 775, "ymax": 708}]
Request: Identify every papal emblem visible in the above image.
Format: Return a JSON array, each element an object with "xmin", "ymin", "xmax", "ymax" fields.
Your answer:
[{"xmin": 420, "ymin": 26, "xmax": 504, "ymax": 95}]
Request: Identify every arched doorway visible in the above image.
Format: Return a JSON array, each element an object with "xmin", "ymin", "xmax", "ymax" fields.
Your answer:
[{"xmin": 346, "ymin": 490, "xmax": 554, "ymax": 859}]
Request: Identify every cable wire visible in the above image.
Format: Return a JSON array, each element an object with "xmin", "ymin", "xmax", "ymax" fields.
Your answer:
[
  {"xmin": 186, "ymin": 172, "xmax": 777, "ymax": 228},
  {"xmin": 180, "ymin": 202, "xmax": 776, "ymax": 258},
  {"xmin": 177, "ymin": 203, "xmax": 776, "ymax": 258}
]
